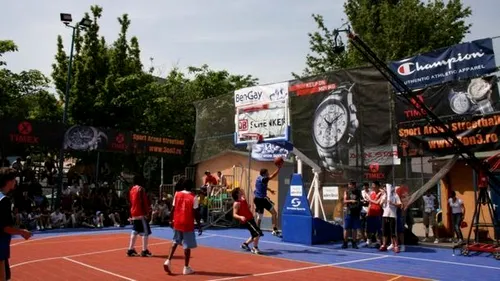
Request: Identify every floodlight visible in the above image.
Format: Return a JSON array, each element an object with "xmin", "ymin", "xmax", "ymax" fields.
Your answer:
[
  {"xmin": 60, "ymin": 13, "xmax": 72, "ymax": 23},
  {"xmin": 79, "ymin": 18, "xmax": 92, "ymax": 28}
]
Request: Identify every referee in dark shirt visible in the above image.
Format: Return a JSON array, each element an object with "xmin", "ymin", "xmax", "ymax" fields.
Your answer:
[{"xmin": 0, "ymin": 168, "xmax": 32, "ymax": 281}]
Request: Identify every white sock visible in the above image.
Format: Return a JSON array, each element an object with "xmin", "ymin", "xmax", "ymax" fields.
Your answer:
[
  {"xmin": 129, "ymin": 232, "xmax": 138, "ymax": 250},
  {"xmin": 142, "ymin": 235, "xmax": 149, "ymax": 251},
  {"xmin": 425, "ymin": 227, "xmax": 429, "ymax": 236}
]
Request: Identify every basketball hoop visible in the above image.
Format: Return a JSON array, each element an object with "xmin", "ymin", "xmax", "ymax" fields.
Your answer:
[{"xmin": 242, "ymin": 133, "xmax": 264, "ymax": 151}]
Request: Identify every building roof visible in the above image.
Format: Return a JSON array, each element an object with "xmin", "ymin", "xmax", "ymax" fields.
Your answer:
[{"xmin": 193, "ymin": 150, "xmax": 249, "ymax": 164}]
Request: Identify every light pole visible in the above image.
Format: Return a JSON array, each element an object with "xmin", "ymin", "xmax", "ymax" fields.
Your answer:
[{"xmin": 54, "ymin": 13, "xmax": 92, "ymax": 208}]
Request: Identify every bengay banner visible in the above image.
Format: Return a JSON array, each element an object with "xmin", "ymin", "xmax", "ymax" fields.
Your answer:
[
  {"xmin": 395, "ymin": 76, "xmax": 500, "ymax": 122},
  {"xmin": 398, "ymin": 112, "xmax": 500, "ymax": 157},
  {"xmin": 251, "ymin": 143, "xmax": 289, "ymax": 161},
  {"xmin": 234, "ymin": 82, "xmax": 289, "ymax": 107},
  {"xmin": 236, "ymin": 100, "xmax": 288, "ymax": 143},
  {"xmin": 289, "ymin": 66, "xmax": 391, "ymax": 173},
  {"xmin": 390, "ymin": 38, "xmax": 496, "ymax": 91}
]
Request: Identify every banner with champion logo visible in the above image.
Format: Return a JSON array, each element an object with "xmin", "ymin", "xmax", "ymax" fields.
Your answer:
[{"xmin": 389, "ymin": 38, "xmax": 496, "ymax": 91}]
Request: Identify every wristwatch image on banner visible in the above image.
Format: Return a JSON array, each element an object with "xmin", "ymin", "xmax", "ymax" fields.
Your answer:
[
  {"xmin": 313, "ymin": 82, "xmax": 359, "ymax": 171},
  {"xmin": 449, "ymin": 76, "xmax": 497, "ymax": 115}
]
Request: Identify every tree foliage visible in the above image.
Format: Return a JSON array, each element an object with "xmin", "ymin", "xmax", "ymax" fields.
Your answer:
[
  {"xmin": 0, "ymin": 40, "xmax": 61, "ymax": 121},
  {"xmin": 50, "ymin": 5, "xmax": 258, "ymax": 169},
  {"xmin": 300, "ymin": 0, "xmax": 472, "ymax": 76}
]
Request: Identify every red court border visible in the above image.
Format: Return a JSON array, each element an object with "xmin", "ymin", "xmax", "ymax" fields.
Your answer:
[{"xmin": 11, "ymin": 233, "xmax": 432, "ymax": 281}]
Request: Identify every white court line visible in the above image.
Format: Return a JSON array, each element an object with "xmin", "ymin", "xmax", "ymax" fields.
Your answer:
[
  {"xmin": 11, "ymin": 229, "xmax": 130, "ymax": 246},
  {"xmin": 206, "ymin": 233, "xmax": 500, "ymax": 271},
  {"xmin": 11, "ymin": 234, "xmax": 215, "ymax": 268},
  {"xmin": 63, "ymin": 257, "xmax": 137, "ymax": 281},
  {"xmin": 13, "ymin": 236, "xmax": 127, "ymax": 246},
  {"xmin": 206, "ymin": 256, "xmax": 387, "ymax": 281}
]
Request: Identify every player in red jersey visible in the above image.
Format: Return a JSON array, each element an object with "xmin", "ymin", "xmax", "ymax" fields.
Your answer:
[
  {"xmin": 126, "ymin": 175, "xmax": 153, "ymax": 257},
  {"xmin": 231, "ymin": 188, "xmax": 263, "ymax": 255},
  {"xmin": 164, "ymin": 178, "xmax": 202, "ymax": 275}
]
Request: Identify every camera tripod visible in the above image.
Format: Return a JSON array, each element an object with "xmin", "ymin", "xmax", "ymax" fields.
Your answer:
[{"xmin": 458, "ymin": 186, "xmax": 500, "ymax": 260}]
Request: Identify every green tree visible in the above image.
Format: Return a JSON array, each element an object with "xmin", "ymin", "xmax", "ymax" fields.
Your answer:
[
  {"xmin": 51, "ymin": 6, "xmax": 151, "ymax": 129},
  {"xmin": 0, "ymin": 40, "xmax": 18, "ymax": 66},
  {"xmin": 1, "ymin": 40, "xmax": 61, "ymax": 121},
  {"xmin": 50, "ymin": 5, "xmax": 258, "ymax": 174},
  {"xmin": 300, "ymin": 0, "xmax": 472, "ymax": 76}
]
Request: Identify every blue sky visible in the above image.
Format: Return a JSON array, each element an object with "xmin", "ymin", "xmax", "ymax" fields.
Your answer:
[{"xmin": 1, "ymin": 0, "xmax": 499, "ymax": 85}]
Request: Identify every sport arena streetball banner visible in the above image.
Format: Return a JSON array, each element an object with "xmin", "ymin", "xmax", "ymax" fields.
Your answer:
[{"xmin": 398, "ymin": 112, "xmax": 500, "ymax": 157}]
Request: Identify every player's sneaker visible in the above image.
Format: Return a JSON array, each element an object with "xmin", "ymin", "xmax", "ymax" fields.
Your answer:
[
  {"xmin": 141, "ymin": 250, "xmax": 152, "ymax": 257},
  {"xmin": 183, "ymin": 266, "xmax": 195, "ymax": 275},
  {"xmin": 351, "ymin": 241, "xmax": 358, "ymax": 249},
  {"xmin": 241, "ymin": 243, "xmax": 251, "ymax": 251},
  {"xmin": 126, "ymin": 249, "xmax": 138, "ymax": 257},
  {"xmin": 251, "ymin": 247, "xmax": 262, "ymax": 255},
  {"xmin": 399, "ymin": 245, "xmax": 406, "ymax": 252},
  {"xmin": 272, "ymin": 230, "xmax": 282, "ymax": 237},
  {"xmin": 163, "ymin": 259, "xmax": 172, "ymax": 274}
]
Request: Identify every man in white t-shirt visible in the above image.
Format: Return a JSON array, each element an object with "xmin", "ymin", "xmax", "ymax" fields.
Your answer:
[
  {"xmin": 380, "ymin": 184, "xmax": 401, "ymax": 253},
  {"xmin": 50, "ymin": 208, "xmax": 67, "ymax": 228},
  {"xmin": 448, "ymin": 190, "xmax": 465, "ymax": 243},
  {"xmin": 360, "ymin": 182, "xmax": 371, "ymax": 244},
  {"xmin": 422, "ymin": 191, "xmax": 439, "ymax": 243}
]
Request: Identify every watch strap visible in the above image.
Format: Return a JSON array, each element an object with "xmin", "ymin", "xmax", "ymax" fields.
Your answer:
[{"xmin": 317, "ymin": 146, "xmax": 341, "ymax": 171}]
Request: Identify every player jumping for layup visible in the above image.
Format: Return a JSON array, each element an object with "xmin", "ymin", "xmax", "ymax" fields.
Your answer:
[
  {"xmin": 254, "ymin": 162, "xmax": 282, "ymax": 237},
  {"xmin": 127, "ymin": 175, "xmax": 152, "ymax": 257}
]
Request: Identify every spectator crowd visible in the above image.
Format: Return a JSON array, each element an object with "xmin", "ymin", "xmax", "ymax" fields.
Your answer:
[{"xmin": 1, "ymin": 156, "xmax": 174, "ymax": 232}]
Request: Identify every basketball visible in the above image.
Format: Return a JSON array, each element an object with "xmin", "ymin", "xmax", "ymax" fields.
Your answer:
[{"xmin": 274, "ymin": 157, "xmax": 284, "ymax": 167}]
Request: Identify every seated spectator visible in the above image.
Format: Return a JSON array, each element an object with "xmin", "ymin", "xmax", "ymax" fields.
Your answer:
[
  {"xmin": 117, "ymin": 191, "xmax": 129, "ymax": 226},
  {"xmin": 107, "ymin": 192, "xmax": 122, "ymax": 227},
  {"xmin": 94, "ymin": 211, "xmax": 104, "ymax": 228},
  {"xmin": 71, "ymin": 206, "xmax": 96, "ymax": 228},
  {"xmin": 25, "ymin": 211, "xmax": 37, "ymax": 230},
  {"xmin": 217, "ymin": 171, "xmax": 227, "ymax": 187},
  {"xmin": 32, "ymin": 208, "xmax": 51, "ymax": 230},
  {"xmin": 13, "ymin": 207, "xmax": 21, "ymax": 227},
  {"xmin": 50, "ymin": 208, "xmax": 69, "ymax": 228},
  {"xmin": 150, "ymin": 197, "xmax": 171, "ymax": 225},
  {"xmin": 197, "ymin": 190, "xmax": 208, "ymax": 223},
  {"xmin": 20, "ymin": 211, "xmax": 35, "ymax": 230}
]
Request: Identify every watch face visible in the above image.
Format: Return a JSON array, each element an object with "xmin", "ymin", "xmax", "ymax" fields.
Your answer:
[
  {"xmin": 468, "ymin": 78, "xmax": 491, "ymax": 101},
  {"xmin": 67, "ymin": 126, "xmax": 96, "ymax": 147},
  {"xmin": 450, "ymin": 92, "xmax": 470, "ymax": 114},
  {"xmin": 313, "ymin": 100, "xmax": 348, "ymax": 149}
]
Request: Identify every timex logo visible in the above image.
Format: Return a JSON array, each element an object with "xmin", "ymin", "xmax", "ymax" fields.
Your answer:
[{"xmin": 364, "ymin": 162, "xmax": 384, "ymax": 180}]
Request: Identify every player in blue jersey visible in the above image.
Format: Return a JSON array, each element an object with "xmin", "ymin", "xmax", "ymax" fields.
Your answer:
[
  {"xmin": 0, "ymin": 168, "xmax": 32, "ymax": 281},
  {"xmin": 253, "ymin": 164, "xmax": 282, "ymax": 237}
]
